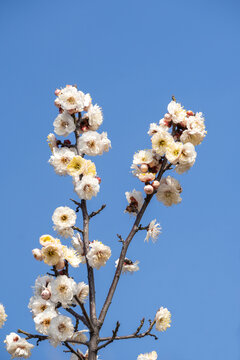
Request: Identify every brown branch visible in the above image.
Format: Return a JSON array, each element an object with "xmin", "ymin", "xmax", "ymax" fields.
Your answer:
[
  {"xmin": 64, "ymin": 342, "xmax": 83, "ymax": 360},
  {"xmin": 74, "ymin": 295, "xmax": 93, "ymax": 332},
  {"xmin": 98, "ymin": 319, "xmax": 157, "ymax": 343},
  {"xmin": 74, "ymin": 317, "xmax": 79, "ymax": 332},
  {"xmin": 18, "ymin": 329, "xmax": 47, "ymax": 345},
  {"xmin": 97, "ymin": 321, "xmax": 120, "ymax": 350},
  {"xmin": 137, "ymin": 224, "xmax": 149, "ymax": 232},
  {"xmin": 81, "ymin": 199, "xmax": 98, "ymax": 328},
  {"xmin": 65, "ymin": 308, "xmax": 90, "ymax": 329},
  {"xmin": 117, "ymin": 234, "xmax": 124, "ymax": 243},
  {"xmin": 98, "ymin": 158, "xmax": 168, "ymax": 328},
  {"xmin": 70, "ymin": 198, "xmax": 82, "ymax": 213},
  {"xmin": 89, "ymin": 204, "xmax": 106, "ymax": 219},
  {"xmin": 72, "ymin": 226, "xmax": 84, "ymax": 235}
]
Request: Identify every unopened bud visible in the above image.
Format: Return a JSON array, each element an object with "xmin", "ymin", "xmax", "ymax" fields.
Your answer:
[
  {"xmin": 55, "ymin": 89, "xmax": 61, "ymax": 96},
  {"xmin": 55, "ymin": 258, "xmax": 65, "ymax": 270},
  {"xmin": 187, "ymin": 110, "xmax": 194, "ymax": 117},
  {"xmin": 140, "ymin": 164, "xmax": 148, "ymax": 173},
  {"xmin": 164, "ymin": 113, "xmax": 172, "ymax": 120},
  {"xmin": 81, "ymin": 126, "xmax": 88, "ymax": 132},
  {"xmin": 152, "ymin": 180, "xmax": 160, "ymax": 189},
  {"xmin": 54, "ymin": 99, "xmax": 61, "ymax": 108},
  {"xmin": 96, "ymin": 176, "xmax": 101, "ymax": 184},
  {"xmin": 144, "ymin": 185, "xmax": 154, "ymax": 194},
  {"xmin": 139, "ymin": 172, "xmax": 155, "ymax": 182},
  {"xmin": 64, "ymin": 139, "xmax": 71, "ymax": 145},
  {"xmin": 41, "ymin": 288, "xmax": 51, "ymax": 300},
  {"xmin": 32, "ymin": 248, "xmax": 43, "ymax": 261}
]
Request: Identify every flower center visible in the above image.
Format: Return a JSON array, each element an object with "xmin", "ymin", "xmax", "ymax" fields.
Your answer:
[
  {"xmin": 61, "ymin": 215, "xmax": 68, "ymax": 222},
  {"xmin": 67, "ymin": 96, "xmax": 76, "ymax": 104},
  {"xmin": 58, "ymin": 323, "xmax": 66, "ymax": 333}
]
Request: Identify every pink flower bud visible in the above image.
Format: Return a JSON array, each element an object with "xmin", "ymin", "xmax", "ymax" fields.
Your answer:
[
  {"xmin": 140, "ymin": 164, "xmax": 148, "ymax": 173},
  {"xmin": 96, "ymin": 176, "xmax": 101, "ymax": 184},
  {"xmin": 144, "ymin": 185, "xmax": 154, "ymax": 194},
  {"xmin": 152, "ymin": 180, "xmax": 160, "ymax": 189},
  {"xmin": 139, "ymin": 172, "xmax": 155, "ymax": 182},
  {"xmin": 164, "ymin": 113, "xmax": 172, "ymax": 120},
  {"xmin": 32, "ymin": 248, "xmax": 43, "ymax": 261},
  {"xmin": 41, "ymin": 288, "xmax": 51, "ymax": 300},
  {"xmin": 81, "ymin": 126, "xmax": 88, "ymax": 132},
  {"xmin": 187, "ymin": 110, "xmax": 194, "ymax": 117},
  {"xmin": 55, "ymin": 89, "xmax": 61, "ymax": 96},
  {"xmin": 55, "ymin": 259, "xmax": 65, "ymax": 270},
  {"xmin": 54, "ymin": 99, "xmax": 61, "ymax": 108}
]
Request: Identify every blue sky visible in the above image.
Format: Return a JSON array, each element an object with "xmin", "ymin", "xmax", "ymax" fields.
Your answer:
[{"xmin": 0, "ymin": 0, "xmax": 239, "ymax": 359}]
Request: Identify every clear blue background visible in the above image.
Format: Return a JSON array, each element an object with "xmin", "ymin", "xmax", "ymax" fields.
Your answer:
[{"xmin": 0, "ymin": 0, "xmax": 239, "ymax": 359}]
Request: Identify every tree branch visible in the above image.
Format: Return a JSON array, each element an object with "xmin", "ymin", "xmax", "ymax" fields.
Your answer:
[
  {"xmin": 65, "ymin": 308, "xmax": 90, "ymax": 329},
  {"xmin": 98, "ymin": 158, "xmax": 168, "ymax": 328},
  {"xmin": 89, "ymin": 204, "xmax": 106, "ymax": 219},
  {"xmin": 97, "ymin": 321, "xmax": 120, "ymax": 350},
  {"xmin": 18, "ymin": 329, "xmax": 47, "ymax": 346},
  {"xmin": 70, "ymin": 198, "xmax": 82, "ymax": 213},
  {"xmin": 98, "ymin": 319, "xmax": 157, "ymax": 343},
  {"xmin": 72, "ymin": 226, "xmax": 84, "ymax": 235},
  {"xmin": 74, "ymin": 295, "xmax": 93, "ymax": 332},
  {"xmin": 64, "ymin": 342, "xmax": 83, "ymax": 360}
]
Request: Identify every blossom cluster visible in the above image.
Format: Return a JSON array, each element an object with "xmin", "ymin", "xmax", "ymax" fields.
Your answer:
[
  {"xmin": 48, "ymin": 85, "xmax": 111, "ymax": 200},
  {"xmin": 127, "ymin": 99, "xmax": 206, "ymax": 208}
]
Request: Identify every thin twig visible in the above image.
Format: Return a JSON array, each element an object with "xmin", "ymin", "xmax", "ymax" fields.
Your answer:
[
  {"xmin": 65, "ymin": 308, "xmax": 90, "ymax": 329},
  {"xmin": 97, "ymin": 321, "xmax": 120, "ymax": 350},
  {"xmin": 70, "ymin": 198, "xmax": 82, "ymax": 212},
  {"xmin": 137, "ymin": 224, "xmax": 149, "ymax": 232},
  {"xmin": 74, "ymin": 295, "xmax": 93, "ymax": 332},
  {"xmin": 64, "ymin": 342, "xmax": 82, "ymax": 360},
  {"xmin": 18, "ymin": 329, "xmax": 47, "ymax": 345},
  {"xmin": 98, "ymin": 319, "xmax": 157, "ymax": 343},
  {"xmin": 89, "ymin": 204, "xmax": 106, "ymax": 219},
  {"xmin": 98, "ymin": 158, "xmax": 168, "ymax": 328},
  {"xmin": 72, "ymin": 226, "xmax": 84, "ymax": 235},
  {"xmin": 117, "ymin": 234, "xmax": 124, "ymax": 243}
]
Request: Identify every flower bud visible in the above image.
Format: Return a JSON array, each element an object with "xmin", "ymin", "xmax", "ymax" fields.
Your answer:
[
  {"xmin": 152, "ymin": 180, "xmax": 160, "ymax": 189},
  {"xmin": 32, "ymin": 248, "xmax": 43, "ymax": 261},
  {"xmin": 187, "ymin": 110, "xmax": 194, "ymax": 117},
  {"xmin": 96, "ymin": 176, "xmax": 101, "ymax": 184},
  {"xmin": 55, "ymin": 89, "xmax": 61, "ymax": 96},
  {"xmin": 164, "ymin": 113, "xmax": 172, "ymax": 120},
  {"xmin": 139, "ymin": 172, "xmax": 155, "ymax": 182},
  {"xmin": 144, "ymin": 185, "xmax": 154, "ymax": 194},
  {"xmin": 41, "ymin": 288, "xmax": 51, "ymax": 300},
  {"xmin": 63, "ymin": 139, "xmax": 71, "ymax": 145},
  {"xmin": 55, "ymin": 258, "xmax": 65, "ymax": 270},
  {"xmin": 140, "ymin": 164, "xmax": 148, "ymax": 173},
  {"xmin": 54, "ymin": 99, "xmax": 61, "ymax": 108}
]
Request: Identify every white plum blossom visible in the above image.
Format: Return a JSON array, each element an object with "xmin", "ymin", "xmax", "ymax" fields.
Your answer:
[
  {"xmin": 28, "ymin": 296, "xmax": 55, "ymax": 317},
  {"xmin": 47, "ymin": 133, "xmax": 58, "ymax": 152},
  {"xmin": 71, "ymin": 330, "xmax": 89, "ymax": 343},
  {"xmin": 181, "ymin": 112, "xmax": 206, "ymax": 145},
  {"xmin": 62, "ymin": 246, "xmax": 82, "ymax": 267},
  {"xmin": 74, "ymin": 175, "xmax": 100, "ymax": 200},
  {"xmin": 148, "ymin": 123, "xmax": 161, "ymax": 136},
  {"xmin": 52, "ymin": 206, "xmax": 76, "ymax": 229},
  {"xmin": 53, "ymin": 111, "xmax": 76, "ymax": 137},
  {"xmin": 167, "ymin": 100, "xmax": 186, "ymax": 124},
  {"xmin": 57, "ymin": 85, "xmax": 88, "ymax": 113},
  {"xmin": 133, "ymin": 150, "xmax": 154, "ymax": 165},
  {"xmin": 156, "ymin": 176, "xmax": 182, "ymax": 206},
  {"xmin": 137, "ymin": 351, "xmax": 158, "ymax": 360},
  {"xmin": 151, "ymin": 129, "xmax": 173, "ymax": 156},
  {"xmin": 115, "ymin": 258, "xmax": 140, "ymax": 273},
  {"xmin": 49, "ymin": 147, "xmax": 76, "ymax": 176},
  {"xmin": 0, "ymin": 304, "xmax": 7, "ymax": 328},
  {"xmin": 4, "ymin": 333, "xmax": 34, "ymax": 359},
  {"xmin": 86, "ymin": 240, "xmax": 111, "ymax": 269},
  {"xmin": 77, "ymin": 130, "xmax": 111, "ymax": 156},
  {"xmin": 71, "ymin": 233, "xmax": 86, "ymax": 263},
  {"xmin": 34, "ymin": 309, "xmax": 58, "ymax": 335},
  {"xmin": 48, "ymin": 315, "xmax": 74, "ymax": 347},
  {"xmin": 51, "ymin": 275, "xmax": 77, "ymax": 308},
  {"xmin": 178, "ymin": 142, "xmax": 197, "ymax": 165},
  {"xmin": 33, "ymin": 275, "xmax": 53, "ymax": 297},
  {"xmin": 85, "ymin": 104, "xmax": 103, "ymax": 130},
  {"xmin": 145, "ymin": 220, "xmax": 161, "ymax": 243},
  {"xmin": 165, "ymin": 141, "xmax": 183, "ymax": 164},
  {"xmin": 74, "ymin": 282, "xmax": 89, "ymax": 303},
  {"xmin": 155, "ymin": 307, "xmax": 171, "ymax": 332},
  {"xmin": 125, "ymin": 189, "xmax": 144, "ymax": 215},
  {"xmin": 42, "ymin": 243, "xmax": 64, "ymax": 266}
]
